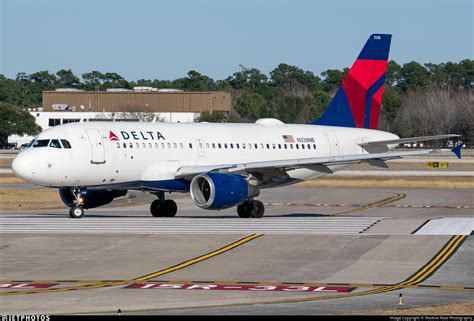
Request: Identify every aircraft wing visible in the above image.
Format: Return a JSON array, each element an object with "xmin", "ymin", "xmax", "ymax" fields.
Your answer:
[
  {"xmin": 175, "ymin": 148, "xmax": 458, "ymax": 180},
  {"xmin": 358, "ymin": 134, "xmax": 460, "ymax": 147}
]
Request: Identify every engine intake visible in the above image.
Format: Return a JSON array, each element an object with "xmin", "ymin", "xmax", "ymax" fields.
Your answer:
[
  {"xmin": 190, "ymin": 173, "xmax": 259, "ymax": 210},
  {"xmin": 59, "ymin": 188, "xmax": 127, "ymax": 209}
]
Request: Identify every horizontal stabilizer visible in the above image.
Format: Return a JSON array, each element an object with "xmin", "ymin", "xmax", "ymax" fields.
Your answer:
[{"xmin": 359, "ymin": 134, "xmax": 461, "ymax": 147}]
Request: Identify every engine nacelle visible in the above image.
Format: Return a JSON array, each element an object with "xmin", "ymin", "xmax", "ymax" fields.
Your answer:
[
  {"xmin": 190, "ymin": 173, "xmax": 259, "ymax": 210},
  {"xmin": 59, "ymin": 188, "xmax": 127, "ymax": 209}
]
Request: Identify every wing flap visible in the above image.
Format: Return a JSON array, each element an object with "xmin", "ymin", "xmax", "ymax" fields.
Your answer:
[
  {"xmin": 175, "ymin": 149, "xmax": 437, "ymax": 179},
  {"xmin": 359, "ymin": 134, "xmax": 460, "ymax": 147}
]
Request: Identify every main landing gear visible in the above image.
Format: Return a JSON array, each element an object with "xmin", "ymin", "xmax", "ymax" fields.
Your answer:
[
  {"xmin": 150, "ymin": 192, "xmax": 177, "ymax": 217},
  {"xmin": 237, "ymin": 199, "xmax": 265, "ymax": 218},
  {"xmin": 69, "ymin": 188, "xmax": 85, "ymax": 219}
]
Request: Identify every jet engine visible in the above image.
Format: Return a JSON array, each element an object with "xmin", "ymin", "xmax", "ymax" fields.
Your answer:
[
  {"xmin": 190, "ymin": 173, "xmax": 259, "ymax": 210},
  {"xmin": 59, "ymin": 188, "xmax": 127, "ymax": 209}
]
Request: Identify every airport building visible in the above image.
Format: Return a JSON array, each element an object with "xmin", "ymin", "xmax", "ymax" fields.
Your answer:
[{"xmin": 8, "ymin": 87, "xmax": 232, "ymax": 147}]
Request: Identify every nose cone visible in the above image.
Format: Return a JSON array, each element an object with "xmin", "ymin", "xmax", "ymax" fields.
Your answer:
[{"xmin": 11, "ymin": 151, "xmax": 36, "ymax": 183}]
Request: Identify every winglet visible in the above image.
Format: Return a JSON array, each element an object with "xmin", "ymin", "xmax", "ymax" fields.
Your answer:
[{"xmin": 451, "ymin": 144, "xmax": 464, "ymax": 159}]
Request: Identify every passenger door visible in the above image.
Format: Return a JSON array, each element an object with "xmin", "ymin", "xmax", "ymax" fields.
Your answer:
[
  {"xmin": 324, "ymin": 131, "xmax": 340, "ymax": 156},
  {"xmin": 196, "ymin": 139, "xmax": 205, "ymax": 157},
  {"xmin": 85, "ymin": 129, "xmax": 106, "ymax": 164}
]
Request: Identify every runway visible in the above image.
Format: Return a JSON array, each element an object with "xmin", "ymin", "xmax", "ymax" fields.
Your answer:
[{"xmin": 1, "ymin": 186, "xmax": 473, "ymax": 315}]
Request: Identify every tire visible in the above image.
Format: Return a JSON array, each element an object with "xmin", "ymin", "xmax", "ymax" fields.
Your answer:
[
  {"xmin": 249, "ymin": 200, "xmax": 264, "ymax": 218},
  {"xmin": 162, "ymin": 199, "xmax": 177, "ymax": 217},
  {"xmin": 237, "ymin": 201, "xmax": 250, "ymax": 218},
  {"xmin": 69, "ymin": 206, "xmax": 84, "ymax": 219},
  {"xmin": 150, "ymin": 199, "xmax": 163, "ymax": 217}
]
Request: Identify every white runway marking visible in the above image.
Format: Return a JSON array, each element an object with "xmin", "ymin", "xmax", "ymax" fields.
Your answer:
[
  {"xmin": 414, "ymin": 218, "xmax": 473, "ymax": 235},
  {"xmin": 0, "ymin": 217, "xmax": 384, "ymax": 235}
]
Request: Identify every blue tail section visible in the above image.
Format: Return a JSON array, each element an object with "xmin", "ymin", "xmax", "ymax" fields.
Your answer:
[
  {"xmin": 451, "ymin": 144, "xmax": 464, "ymax": 159},
  {"xmin": 313, "ymin": 34, "xmax": 392, "ymax": 129}
]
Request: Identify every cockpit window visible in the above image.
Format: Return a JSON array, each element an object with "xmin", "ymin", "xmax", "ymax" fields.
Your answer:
[
  {"xmin": 32, "ymin": 139, "xmax": 50, "ymax": 148},
  {"xmin": 50, "ymin": 139, "xmax": 62, "ymax": 148},
  {"xmin": 27, "ymin": 139, "xmax": 36, "ymax": 148},
  {"xmin": 61, "ymin": 139, "xmax": 72, "ymax": 149}
]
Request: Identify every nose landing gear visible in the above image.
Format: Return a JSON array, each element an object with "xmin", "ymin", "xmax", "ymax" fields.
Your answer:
[
  {"xmin": 69, "ymin": 188, "xmax": 85, "ymax": 219},
  {"xmin": 237, "ymin": 199, "xmax": 265, "ymax": 218},
  {"xmin": 150, "ymin": 192, "xmax": 177, "ymax": 217}
]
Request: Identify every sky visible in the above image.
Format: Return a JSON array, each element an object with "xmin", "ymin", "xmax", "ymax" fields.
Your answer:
[{"xmin": 1, "ymin": 0, "xmax": 473, "ymax": 81}]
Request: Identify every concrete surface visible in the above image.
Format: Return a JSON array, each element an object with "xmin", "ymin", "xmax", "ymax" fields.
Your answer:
[{"xmin": 0, "ymin": 186, "xmax": 473, "ymax": 315}]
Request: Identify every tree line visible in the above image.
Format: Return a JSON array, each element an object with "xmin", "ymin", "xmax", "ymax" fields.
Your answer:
[{"xmin": 0, "ymin": 59, "xmax": 472, "ymax": 147}]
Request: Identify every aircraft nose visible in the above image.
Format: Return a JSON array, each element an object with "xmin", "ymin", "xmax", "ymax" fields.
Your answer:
[{"xmin": 11, "ymin": 152, "xmax": 36, "ymax": 182}]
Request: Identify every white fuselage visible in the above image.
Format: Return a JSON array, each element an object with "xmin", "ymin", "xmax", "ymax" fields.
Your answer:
[{"xmin": 12, "ymin": 120, "xmax": 398, "ymax": 190}]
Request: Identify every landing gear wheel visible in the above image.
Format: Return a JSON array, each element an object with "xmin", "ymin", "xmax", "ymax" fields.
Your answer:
[
  {"xmin": 161, "ymin": 199, "xmax": 177, "ymax": 217},
  {"xmin": 248, "ymin": 200, "xmax": 265, "ymax": 218},
  {"xmin": 69, "ymin": 206, "xmax": 84, "ymax": 219},
  {"xmin": 237, "ymin": 201, "xmax": 250, "ymax": 218},
  {"xmin": 150, "ymin": 200, "xmax": 163, "ymax": 217},
  {"xmin": 150, "ymin": 199, "xmax": 177, "ymax": 217}
]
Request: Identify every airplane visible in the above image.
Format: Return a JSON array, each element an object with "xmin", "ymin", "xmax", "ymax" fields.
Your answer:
[{"xmin": 11, "ymin": 34, "xmax": 463, "ymax": 219}]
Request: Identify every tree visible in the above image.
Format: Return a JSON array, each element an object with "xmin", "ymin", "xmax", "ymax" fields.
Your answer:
[
  {"xmin": 381, "ymin": 86, "xmax": 402, "ymax": 126},
  {"xmin": 0, "ymin": 102, "xmax": 42, "ymax": 147},
  {"xmin": 398, "ymin": 61, "xmax": 429, "ymax": 92},
  {"xmin": 82, "ymin": 71, "xmax": 105, "ymax": 90},
  {"xmin": 174, "ymin": 70, "xmax": 216, "ymax": 91},
  {"xmin": 56, "ymin": 69, "xmax": 80, "ymax": 88},
  {"xmin": 234, "ymin": 92, "xmax": 269, "ymax": 121},
  {"xmin": 321, "ymin": 68, "xmax": 348, "ymax": 92},
  {"xmin": 198, "ymin": 111, "xmax": 241, "ymax": 123}
]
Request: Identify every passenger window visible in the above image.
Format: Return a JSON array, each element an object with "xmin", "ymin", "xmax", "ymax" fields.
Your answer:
[
  {"xmin": 136, "ymin": 142, "xmax": 140, "ymax": 148},
  {"xmin": 161, "ymin": 143, "xmax": 165, "ymax": 148},
  {"xmin": 284, "ymin": 144, "xmax": 287, "ymax": 149},
  {"xmin": 142, "ymin": 143, "xmax": 146, "ymax": 148},
  {"xmin": 180, "ymin": 143, "xmax": 184, "ymax": 149},
  {"xmin": 155, "ymin": 143, "xmax": 158, "ymax": 148},
  {"xmin": 230, "ymin": 143, "xmax": 233, "ymax": 149},
  {"xmin": 302, "ymin": 144, "xmax": 305, "ymax": 149},
  {"xmin": 205, "ymin": 143, "xmax": 209, "ymax": 149},
  {"xmin": 167, "ymin": 143, "xmax": 171, "ymax": 148},
  {"xmin": 129, "ymin": 142, "xmax": 133, "ymax": 148},
  {"xmin": 236, "ymin": 143, "xmax": 240, "ymax": 149},
  {"xmin": 189, "ymin": 143, "xmax": 193, "ymax": 148},
  {"xmin": 174, "ymin": 143, "xmax": 178, "ymax": 149},
  {"xmin": 50, "ymin": 139, "xmax": 62, "ymax": 148},
  {"xmin": 260, "ymin": 143, "xmax": 264, "ymax": 149},
  {"xmin": 248, "ymin": 143, "xmax": 252, "ymax": 149},
  {"xmin": 254, "ymin": 143, "xmax": 258, "ymax": 149},
  {"xmin": 278, "ymin": 144, "xmax": 281, "ymax": 149},
  {"xmin": 266, "ymin": 143, "xmax": 270, "ymax": 149},
  {"xmin": 296, "ymin": 144, "xmax": 299, "ymax": 149},
  {"xmin": 290, "ymin": 144, "xmax": 294, "ymax": 149},
  {"xmin": 61, "ymin": 139, "xmax": 72, "ymax": 149},
  {"xmin": 149, "ymin": 143, "xmax": 152, "ymax": 148},
  {"xmin": 33, "ymin": 139, "xmax": 50, "ymax": 148},
  {"xmin": 313, "ymin": 144, "xmax": 317, "ymax": 149},
  {"xmin": 218, "ymin": 143, "xmax": 222, "ymax": 149},
  {"xmin": 123, "ymin": 143, "xmax": 127, "ymax": 148},
  {"xmin": 307, "ymin": 144, "xmax": 311, "ymax": 149},
  {"xmin": 242, "ymin": 144, "xmax": 246, "ymax": 149},
  {"xmin": 272, "ymin": 144, "xmax": 276, "ymax": 149},
  {"xmin": 117, "ymin": 142, "xmax": 120, "ymax": 148}
]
